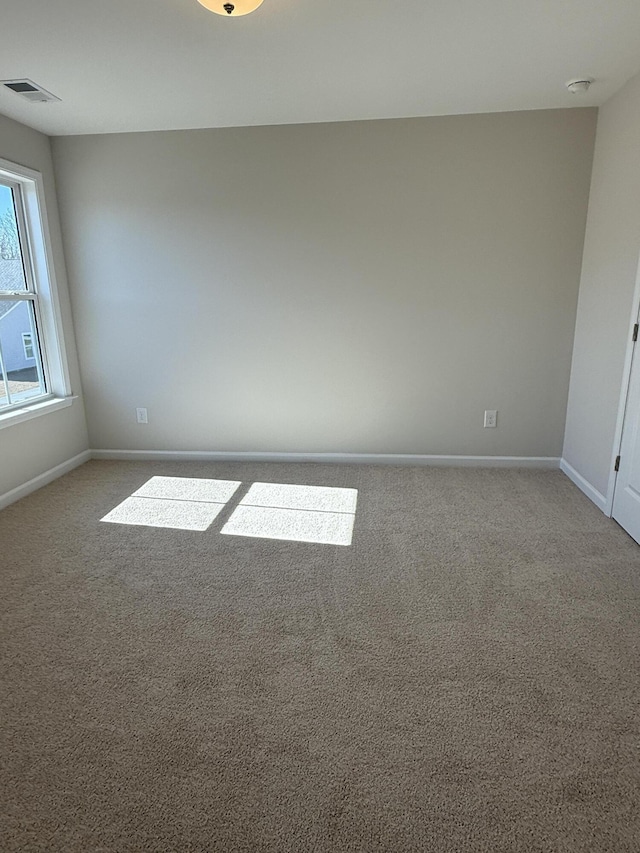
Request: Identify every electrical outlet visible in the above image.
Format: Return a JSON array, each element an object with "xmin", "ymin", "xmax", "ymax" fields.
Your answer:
[
  {"xmin": 484, "ymin": 410, "xmax": 497, "ymax": 428},
  {"xmin": 136, "ymin": 407, "xmax": 148, "ymax": 424}
]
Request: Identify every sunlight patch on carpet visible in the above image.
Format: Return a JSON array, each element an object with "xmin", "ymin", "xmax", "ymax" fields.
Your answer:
[
  {"xmin": 133, "ymin": 476, "xmax": 241, "ymax": 504},
  {"xmin": 221, "ymin": 483, "xmax": 357, "ymax": 545},
  {"xmin": 101, "ymin": 477, "xmax": 241, "ymax": 531}
]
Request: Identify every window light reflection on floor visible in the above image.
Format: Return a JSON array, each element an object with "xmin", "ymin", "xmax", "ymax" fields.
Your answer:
[
  {"xmin": 221, "ymin": 482, "xmax": 358, "ymax": 546},
  {"xmin": 100, "ymin": 476, "xmax": 241, "ymax": 531},
  {"xmin": 100, "ymin": 477, "xmax": 358, "ymax": 544}
]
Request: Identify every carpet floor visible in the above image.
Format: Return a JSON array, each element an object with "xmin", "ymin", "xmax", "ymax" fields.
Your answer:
[{"xmin": 1, "ymin": 460, "xmax": 640, "ymax": 852}]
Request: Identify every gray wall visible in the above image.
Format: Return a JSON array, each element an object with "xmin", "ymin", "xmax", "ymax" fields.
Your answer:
[
  {"xmin": 0, "ymin": 113, "xmax": 88, "ymax": 497},
  {"xmin": 53, "ymin": 109, "xmax": 596, "ymax": 457},
  {"xmin": 563, "ymin": 71, "xmax": 640, "ymax": 499}
]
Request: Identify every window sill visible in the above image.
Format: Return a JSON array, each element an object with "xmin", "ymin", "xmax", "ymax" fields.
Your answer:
[{"xmin": 0, "ymin": 395, "xmax": 77, "ymax": 430}]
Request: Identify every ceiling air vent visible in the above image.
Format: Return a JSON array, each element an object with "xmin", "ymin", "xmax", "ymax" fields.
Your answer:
[{"xmin": 1, "ymin": 79, "xmax": 60, "ymax": 103}]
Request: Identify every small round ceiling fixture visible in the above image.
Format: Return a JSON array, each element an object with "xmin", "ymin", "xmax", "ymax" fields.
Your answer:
[
  {"xmin": 566, "ymin": 79, "xmax": 593, "ymax": 95},
  {"xmin": 197, "ymin": 0, "xmax": 264, "ymax": 14}
]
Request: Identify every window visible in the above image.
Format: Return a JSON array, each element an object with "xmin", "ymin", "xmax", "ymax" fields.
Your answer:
[
  {"xmin": 22, "ymin": 332, "xmax": 34, "ymax": 360},
  {"xmin": 0, "ymin": 158, "xmax": 72, "ymax": 424}
]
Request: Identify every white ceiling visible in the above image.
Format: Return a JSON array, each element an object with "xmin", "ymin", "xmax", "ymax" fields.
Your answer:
[{"xmin": 1, "ymin": 0, "xmax": 640, "ymax": 137}]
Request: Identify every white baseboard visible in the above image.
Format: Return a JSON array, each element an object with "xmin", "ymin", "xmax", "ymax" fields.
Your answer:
[
  {"xmin": 91, "ymin": 449, "xmax": 561, "ymax": 469},
  {"xmin": 0, "ymin": 450, "xmax": 91, "ymax": 511},
  {"xmin": 559, "ymin": 458, "xmax": 608, "ymax": 513},
  {"xmin": 0, "ymin": 450, "xmax": 561, "ymax": 512},
  {"xmin": 4, "ymin": 450, "xmax": 615, "ymax": 517}
]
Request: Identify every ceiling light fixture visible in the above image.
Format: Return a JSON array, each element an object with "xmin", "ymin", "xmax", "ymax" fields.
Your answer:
[
  {"xmin": 197, "ymin": 0, "xmax": 264, "ymax": 15},
  {"xmin": 566, "ymin": 79, "xmax": 593, "ymax": 95}
]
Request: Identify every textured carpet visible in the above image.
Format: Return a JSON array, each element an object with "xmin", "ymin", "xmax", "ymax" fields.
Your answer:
[{"xmin": 2, "ymin": 460, "xmax": 640, "ymax": 852}]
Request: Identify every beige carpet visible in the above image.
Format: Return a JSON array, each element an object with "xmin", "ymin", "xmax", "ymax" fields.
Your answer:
[{"xmin": 2, "ymin": 460, "xmax": 640, "ymax": 852}]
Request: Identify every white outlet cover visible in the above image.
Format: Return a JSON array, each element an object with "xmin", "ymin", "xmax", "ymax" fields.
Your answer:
[{"xmin": 484, "ymin": 410, "xmax": 497, "ymax": 428}]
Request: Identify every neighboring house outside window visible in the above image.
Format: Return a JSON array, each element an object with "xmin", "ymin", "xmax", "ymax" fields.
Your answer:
[
  {"xmin": 0, "ymin": 158, "xmax": 73, "ymax": 425},
  {"xmin": 0, "ymin": 300, "xmax": 36, "ymax": 374}
]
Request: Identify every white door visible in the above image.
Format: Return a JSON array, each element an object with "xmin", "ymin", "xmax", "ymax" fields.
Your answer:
[{"xmin": 613, "ymin": 320, "xmax": 640, "ymax": 542}]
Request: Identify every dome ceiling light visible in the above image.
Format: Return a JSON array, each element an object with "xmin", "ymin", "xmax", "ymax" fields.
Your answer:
[
  {"xmin": 197, "ymin": 0, "xmax": 265, "ymax": 15},
  {"xmin": 566, "ymin": 79, "xmax": 593, "ymax": 95}
]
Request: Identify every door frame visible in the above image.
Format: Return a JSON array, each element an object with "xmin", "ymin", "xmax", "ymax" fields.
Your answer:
[{"xmin": 606, "ymin": 248, "xmax": 640, "ymax": 518}]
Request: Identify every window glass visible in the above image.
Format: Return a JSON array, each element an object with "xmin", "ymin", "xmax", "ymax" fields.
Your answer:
[
  {"xmin": 0, "ymin": 183, "xmax": 27, "ymax": 291},
  {"xmin": 0, "ymin": 296, "xmax": 46, "ymax": 409}
]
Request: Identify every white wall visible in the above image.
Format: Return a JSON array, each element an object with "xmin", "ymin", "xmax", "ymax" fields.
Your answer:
[
  {"xmin": 52, "ymin": 109, "xmax": 596, "ymax": 457},
  {"xmin": 0, "ymin": 114, "xmax": 89, "ymax": 497},
  {"xmin": 563, "ymin": 71, "xmax": 640, "ymax": 501}
]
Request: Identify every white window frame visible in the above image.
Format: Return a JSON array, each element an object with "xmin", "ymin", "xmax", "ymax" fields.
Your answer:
[
  {"xmin": 0, "ymin": 157, "xmax": 73, "ymax": 428},
  {"xmin": 22, "ymin": 331, "xmax": 35, "ymax": 360}
]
